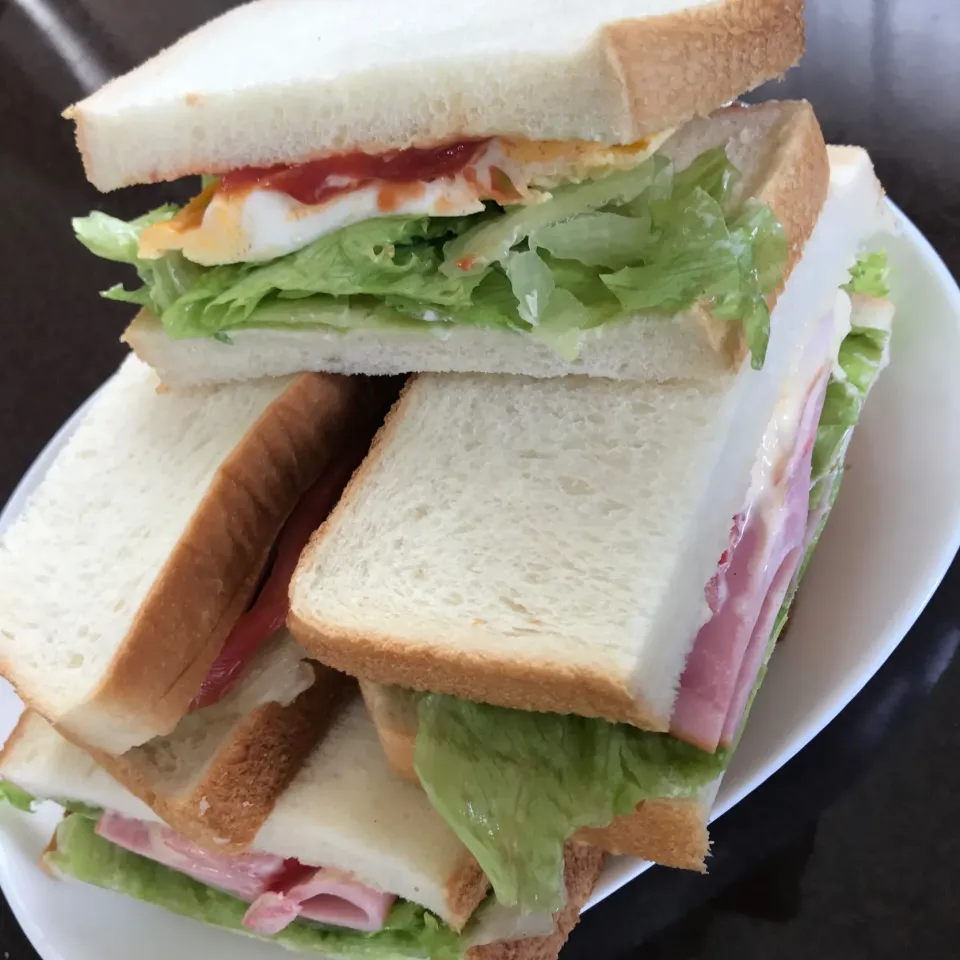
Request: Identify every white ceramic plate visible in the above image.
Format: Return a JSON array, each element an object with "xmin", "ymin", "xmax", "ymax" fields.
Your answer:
[{"xmin": 1, "ymin": 202, "xmax": 958, "ymax": 959}]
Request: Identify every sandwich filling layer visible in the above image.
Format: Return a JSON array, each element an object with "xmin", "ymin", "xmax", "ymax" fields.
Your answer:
[
  {"xmin": 43, "ymin": 812, "xmax": 464, "ymax": 959},
  {"xmin": 408, "ymin": 257, "xmax": 893, "ymax": 913},
  {"xmin": 96, "ymin": 810, "xmax": 395, "ymax": 934},
  {"xmin": 669, "ymin": 293, "xmax": 843, "ymax": 752},
  {"xmin": 190, "ymin": 444, "xmax": 366, "ymax": 709},
  {"xmin": 137, "ymin": 135, "xmax": 671, "ymax": 265},
  {"xmin": 74, "ymin": 127, "xmax": 786, "ymax": 367}
]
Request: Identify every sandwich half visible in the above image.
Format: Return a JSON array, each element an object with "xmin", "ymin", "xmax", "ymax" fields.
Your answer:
[
  {"xmin": 288, "ymin": 146, "xmax": 896, "ymax": 908},
  {"xmin": 0, "ymin": 355, "xmax": 391, "ymax": 847},
  {"xmin": 0, "ymin": 701, "xmax": 603, "ymax": 960},
  {"xmin": 63, "ymin": 1, "xmax": 816, "ymax": 384}
]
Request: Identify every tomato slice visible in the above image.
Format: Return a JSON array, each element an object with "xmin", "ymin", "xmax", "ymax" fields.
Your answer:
[{"xmin": 189, "ymin": 448, "xmax": 366, "ymax": 711}]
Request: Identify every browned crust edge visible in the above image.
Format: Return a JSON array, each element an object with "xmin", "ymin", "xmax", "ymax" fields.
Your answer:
[
  {"xmin": 68, "ymin": 372, "xmax": 379, "ymax": 744},
  {"xmin": 291, "ymin": 607, "xmax": 667, "ymax": 731},
  {"xmin": 604, "ymin": 0, "xmax": 805, "ymax": 141},
  {"xmin": 446, "ymin": 855, "xmax": 493, "ymax": 933},
  {"xmin": 466, "ymin": 843, "xmax": 605, "ymax": 960},
  {"xmin": 87, "ymin": 663, "xmax": 353, "ymax": 853},
  {"xmin": 576, "ymin": 798, "xmax": 709, "ymax": 871}
]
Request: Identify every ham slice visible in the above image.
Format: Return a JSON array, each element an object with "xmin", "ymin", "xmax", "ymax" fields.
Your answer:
[
  {"xmin": 96, "ymin": 811, "xmax": 284, "ymax": 901},
  {"xmin": 243, "ymin": 864, "xmax": 396, "ymax": 935},
  {"xmin": 95, "ymin": 811, "xmax": 393, "ymax": 934},
  {"xmin": 669, "ymin": 368, "xmax": 829, "ymax": 753},
  {"xmin": 190, "ymin": 446, "xmax": 367, "ymax": 710}
]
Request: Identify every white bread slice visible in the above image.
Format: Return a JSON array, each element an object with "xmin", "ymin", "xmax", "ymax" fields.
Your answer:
[
  {"xmin": 85, "ymin": 633, "xmax": 352, "ymax": 853},
  {"xmin": 1, "ymin": 699, "xmax": 487, "ymax": 930},
  {"xmin": 0, "ymin": 711, "xmax": 160, "ymax": 822},
  {"xmin": 125, "ymin": 100, "xmax": 828, "ymax": 386},
  {"xmin": 0, "ymin": 355, "xmax": 378, "ymax": 754},
  {"xmin": 360, "ymin": 681, "xmax": 711, "ymax": 871},
  {"xmin": 64, "ymin": 0, "xmax": 804, "ymax": 192},
  {"xmin": 288, "ymin": 146, "xmax": 890, "ymax": 731}
]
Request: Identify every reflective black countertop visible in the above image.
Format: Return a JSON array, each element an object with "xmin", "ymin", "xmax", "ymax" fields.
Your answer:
[{"xmin": 0, "ymin": 2, "xmax": 958, "ymax": 958}]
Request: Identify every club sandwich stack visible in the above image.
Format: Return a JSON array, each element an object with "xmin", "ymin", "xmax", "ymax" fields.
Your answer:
[{"xmin": 0, "ymin": 1, "xmax": 896, "ymax": 957}]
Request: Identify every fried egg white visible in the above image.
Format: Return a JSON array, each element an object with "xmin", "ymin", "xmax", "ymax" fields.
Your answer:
[{"xmin": 138, "ymin": 132, "xmax": 673, "ymax": 267}]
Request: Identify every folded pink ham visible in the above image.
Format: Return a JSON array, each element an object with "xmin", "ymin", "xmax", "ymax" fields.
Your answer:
[
  {"xmin": 669, "ymin": 364, "xmax": 830, "ymax": 754},
  {"xmin": 96, "ymin": 811, "xmax": 396, "ymax": 935}
]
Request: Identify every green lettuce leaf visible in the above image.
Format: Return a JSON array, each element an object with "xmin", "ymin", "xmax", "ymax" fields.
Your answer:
[
  {"xmin": 46, "ymin": 814, "xmax": 460, "ymax": 960},
  {"xmin": 57, "ymin": 799, "xmax": 103, "ymax": 819},
  {"xmin": 441, "ymin": 159, "xmax": 664, "ymax": 274},
  {"xmin": 73, "ymin": 206, "xmax": 207, "ymax": 315},
  {"xmin": 811, "ymin": 254, "xmax": 892, "ymax": 506},
  {"xmin": 844, "ymin": 251, "xmax": 891, "ymax": 298},
  {"xmin": 74, "ymin": 147, "xmax": 786, "ymax": 365},
  {"xmin": 73, "ymin": 206, "xmax": 178, "ymax": 264},
  {"xmin": 0, "ymin": 781, "xmax": 36, "ymax": 812},
  {"xmin": 414, "ymin": 696, "xmax": 727, "ymax": 913}
]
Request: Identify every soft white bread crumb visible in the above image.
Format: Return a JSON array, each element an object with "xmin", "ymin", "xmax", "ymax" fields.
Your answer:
[
  {"xmin": 0, "ymin": 711, "xmax": 159, "ymax": 822},
  {"xmin": 65, "ymin": 0, "xmax": 804, "ymax": 191}
]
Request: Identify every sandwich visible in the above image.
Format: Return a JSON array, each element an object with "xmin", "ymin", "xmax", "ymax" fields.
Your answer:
[
  {"xmin": 0, "ymin": 355, "xmax": 391, "ymax": 848},
  {"xmin": 61, "ymin": 0, "xmax": 815, "ymax": 385},
  {"xmin": 0, "ymin": 698, "xmax": 604, "ymax": 960},
  {"xmin": 286, "ymin": 146, "xmax": 896, "ymax": 910}
]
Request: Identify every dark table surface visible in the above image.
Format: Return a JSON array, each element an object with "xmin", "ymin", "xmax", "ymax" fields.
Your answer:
[{"xmin": 0, "ymin": 1, "xmax": 958, "ymax": 958}]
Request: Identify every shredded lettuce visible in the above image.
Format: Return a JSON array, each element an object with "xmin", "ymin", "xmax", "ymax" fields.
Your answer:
[
  {"xmin": 46, "ymin": 814, "xmax": 460, "ymax": 960},
  {"xmin": 74, "ymin": 147, "xmax": 786, "ymax": 366},
  {"xmin": 0, "ymin": 782, "xmax": 100, "ymax": 818},
  {"xmin": 844, "ymin": 251, "xmax": 891, "ymax": 298},
  {"xmin": 811, "ymin": 253, "xmax": 892, "ymax": 507},
  {"xmin": 56, "ymin": 798, "xmax": 103, "ymax": 819},
  {"xmin": 0, "ymin": 781, "xmax": 36, "ymax": 812},
  {"xmin": 411, "ymin": 268, "xmax": 892, "ymax": 914}
]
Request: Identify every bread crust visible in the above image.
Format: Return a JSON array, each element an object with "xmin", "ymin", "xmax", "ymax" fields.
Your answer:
[
  {"xmin": 465, "ymin": 843, "xmax": 604, "ymax": 960},
  {"xmin": 83, "ymin": 662, "xmax": 353, "ymax": 854},
  {"xmin": 575, "ymin": 798, "xmax": 709, "ymax": 870},
  {"xmin": 445, "ymin": 856, "xmax": 493, "ymax": 932},
  {"xmin": 603, "ymin": 0, "xmax": 805, "ymax": 146},
  {"xmin": 65, "ymin": 0, "xmax": 804, "ymax": 191},
  {"xmin": 20, "ymin": 371, "xmax": 384, "ymax": 752},
  {"xmin": 362, "ymin": 686, "xmax": 710, "ymax": 871}
]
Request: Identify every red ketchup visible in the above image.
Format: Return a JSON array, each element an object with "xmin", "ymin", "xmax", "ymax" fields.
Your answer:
[{"xmin": 219, "ymin": 139, "xmax": 490, "ymax": 207}]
